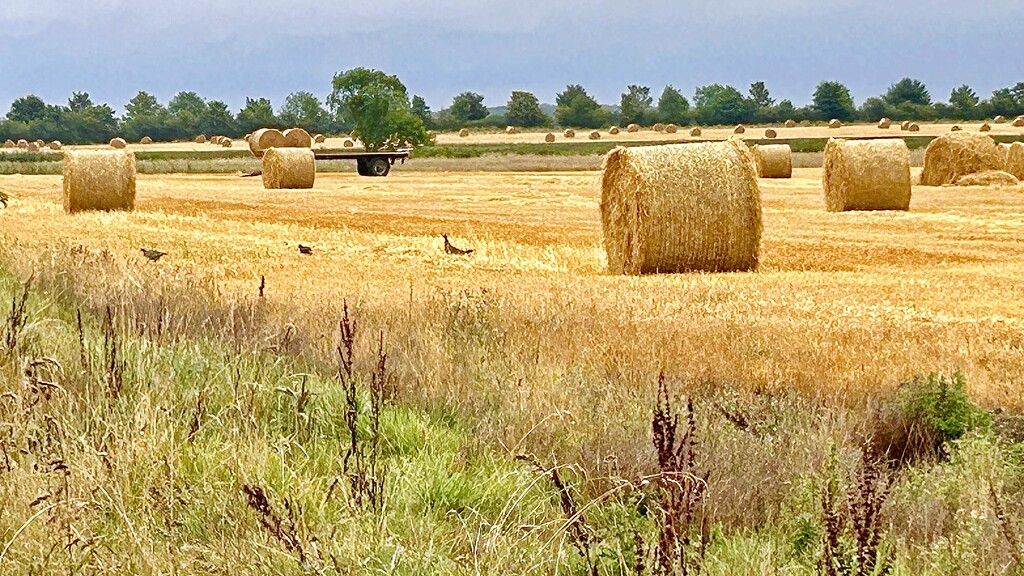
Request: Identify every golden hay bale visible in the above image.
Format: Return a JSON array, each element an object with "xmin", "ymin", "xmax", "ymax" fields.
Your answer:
[
  {"xmin": 690, "ymin": 127, "xmax": 702, "ymax": 137},
  {"xmin": 626, "ymin": 123, "xmax": 640, "ymax": 133},
  {"xmin": 563, "ymin": 129, "xmax": 576, "ymax": 138},
  {"xmin": 505, "ymin": 126, "xmax": 517, "ymax": 134},
  {"xmin": 342, "ymin": 138, "xmax": 355, "ymax": 148},
  {"xmin": 980, "ymin": 123, "xmax": 992, "ymax": 133},
  {"xmin": 733, "ymin": 124, "xmax": 746, "ymax": 134},
  {"xmin": 109, "ymin": 137, "xmax": 127, "ymax": 149},
  {"xmin": 1013, "ymin": 116, "xmax": 1024, "ymax": 127},
  {"xmin": 248, "ymin": 128, "xmax": 287, "ymax": 157},
  {"xmin": 195, "ymin": 134, "xmax": 207, "ymax": 144},
  {"xmin": 996, "ymin": 143, "xmax": 1010, "ymax": 167},
  {"xmin": 920, "ymin": 131, "xmax": 1002, "ymax": 186},
  {"xmin": 950, "ymin": 125, "xmax": 962, "ymax": 132},
  {"xmin": 26, "ymin": 142, "xmax": 39, "ymax": 152},
  {"xmin": 261, "ymin": 148, "xmax": 315, "ymax": 189},
  {"xmin": 784, "ymin": 119, "xmax": 796, "ymax": 128},
  {"xmin": 17, "ymin": 139, "xmax": 28, "ymax": 149},
  {"xmin": 3, "ymin": 139, "xmax": 14, "ymax": 148},
  {"xmin": 994, "ymin": 115, "xmax": 1006, "ymax": 124},
  {"xmin": 878, "ymin": 118, "xmax": 892, "ymax": 129},
  {"xmin": 545, "ymin": 133, "xmax": 556, "ymax": 143},
  {"xmin": 221, "ymin": 138, "xmax": 233, "ymax": 148},
  {"xmin": 62, "ymin": 150, "xmax": 136, "ymax": 213},
  {"xmin": 587, "ymin": 130, "xmax": 601, "ymax": 140},
  {"xmin": 952, "ymin": 170, "xmax": 1019, "ymax": 187},
  {"xmin": 908, "ymin": 123, "xmax": 920, "ymax": 132},
  {"xmin": 34, "ymin": 139, "xmax": 45, "ymax": 147},
  {"xmin": 600, "ymin": 140, "xmax": 761, "ymax": 274},
  {"xmin": 609, "ymin": 126, "xmax": 621, "ymax": 135},
  {"xmin": 665, "ymin": 124, "xmax": 678, "ymax": 134},
  {"xmin": 752, "ymin": 144, "xmax": 792, "ymax": 178},
  {"xmin": 900, "ymin": 120, "xmax": 911, "ymax": 131},
  {"xmin": 459, "ymin": 128, "xmax": 470, "ymax": 137},
  {"xmin": 283, "ymin": 128, "xmax": 312, "ymax": 148},
  {"xmin": 208, "ymin": 135, "xmax": 220, "ymax": 145},
  {"xmin": 140, "ymin": 136, "xmax": 154, "ymax": 144},
  {"xmin": 653, "ymin": 123, "xmax": 665, "ymax": 132},
  {"xmin": 823, "ymin": 138, "xmax": 911, "ymax": 212},
  {"xmin": 828, "ymin": 119, "xmax": 842, "ymax": 129},
  {"xmin": 764, "ymin": 128, "xmax": 777, "ymax": 139},
  {"xmin": 313, "ymin": 133, "xmax": 326, "ymax": 144},
  {"xmin": 1004, "ymin": 142, "xmax": 1024, "ymax": 180},
  {"xmin": 49, "ymin": 141, "xmax": 62, "ymax": 150}
]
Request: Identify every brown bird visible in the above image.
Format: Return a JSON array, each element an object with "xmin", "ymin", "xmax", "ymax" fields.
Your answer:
[
  {"xmin": 298, "ymin": 244, "xmax": 313, "ymax": 255},
  {"xmin": 442, "ymin": 234, "xmax": 473, "ymax": 255},
  {"xmin": 141, "ymin": 248, "xmax": 166, "ymax": 262}
]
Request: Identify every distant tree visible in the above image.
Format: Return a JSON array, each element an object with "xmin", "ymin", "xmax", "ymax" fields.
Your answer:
[
  {"xmin": 123, "ymin": 91, "xmax": 174, "ymax": 141},
  {"xmin": 986, "ymin": 83, "xmax": 1024, "ymax": 117},
  {"xmin": 554, "ymin": 84, "xmax": 608, "ymax": 128},
  {"xmin": 858, "ymin": 96, "xmax": 890, "ymax": 121},
  {"xmin": 279, "ymin": 91, "xmax": 330, "ymax": 133},
  {"xmin": 201, "ymin": 100, "xmax": 237, "ymax": 136},
  {"xmin": 61, "ymin": 93, "xmax": 118, "ymax": 144},
  {"xmin": 236, "ymin": 97, "xmax": 279, "ymax": 133},
  {"xmin": 657, "ymin": 85, "xmax": 689, "ymax": 124},
  {"xmin": 620, "ymin": 85, "xmax": 654, "ymax": 125},
  {"xmin": 168, "ymin": 91, "xmax": 207, "ymax": 135},
  {"xmin": 775, "ymin": 99, "xmax": 796, "ymax": 119},
  {"xmin": 448, "ymin": 91, "xmax": 488, "ymax": 122},
  {"xmin": 505, "ymin": 91, "xmax": 548, "ymax": 127},
  {"xmin": 948, "ymin": 84, "xmax": 979, "ymax": 118},
  {"xmin": 812, "ymin": 81, "xmax": 855, "ymax": 121},
  {"xmin": 410, "ymin": 95, "xmax": 434, "ymax": 129},
  {"xmin": 7, "ymin": 95, "xmax": 54, "ymax": 123},
  {"xmin": 884, "ymin": 78, "xmax": 931, "ymax": 106},
  {"xmin": 748, "ymin": 81, "xmax": 775, "ymax": 107},
  {"xmin": 694, "ymin": 84, "xmax": 752, "ymax": 125},
  {"xmin": 329, "ymin": 67, "xmax": 430, "ymax": 150},
  {"xmin": 67, "ymin": 92, "xmax": 95, "ymax": 112}
]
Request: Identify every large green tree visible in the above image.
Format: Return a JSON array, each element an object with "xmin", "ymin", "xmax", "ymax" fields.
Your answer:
[
  {"xmin": 236, "ymin": 97, "xmax": 279, "ymax": 133},
  {"xmin": 748, "ymin": 81, "xmax": 774, "ymax": 107},
  {"xmin": 447, "ymin": 91, "xmax": 488, "ymax": 122},
  {"xmin": 812, "ymin": 81, "xmax": 855, "ymax": 121},
  {"xmin": 948, "ymin": 85, "xmax": 979, "ymax": 118},
  {"xmin": 657, "ymin": 85, "xmax": 689, "ymax": 124},
  {"xmin": 884, "ymin": 78, "xmax": 931, "ymax": 106},
  {"xmin": 201, "ymin": 100, "xmax": 238, "ymax": 136},
  {"xmin": 554, "ymin": 84, "xmax": 607, "ymax": 128},
  {"xmin": 123, "ymin": 91, "xmax": 174, "ymax": 141},
  {"xmin": 329, "ymin": 67, "xmax": 430, "ymax": 150},
  {"xmin": 620, "ymin": 85, "xmax": 653, "ymax": 125},
  {"xmin": 694, "ymin": 84, "xmax": 751, "ymax": 125},
  {"xmin": 279, "ymin": 91, "xmax": 330, "ymax": 133},
  {"xmin": 168, "ymin": 91, "xmax": 207, "ymax": 135},
  {"xmin": 410, "ymin": 95, "xmax": 433, "ymax": 129},
  {"xmin": 60, "ymin": 92, "xmax": 119, "ymax": 144},
  {"xmin": 505, "ymin": 91, "xmax": 548, "ymax": 127},
  {"xmin": 7, "ymin": 95, "xmax": 55, "ymax": 123}
]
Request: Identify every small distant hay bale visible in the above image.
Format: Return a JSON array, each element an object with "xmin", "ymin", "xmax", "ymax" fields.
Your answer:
[
  {"xmin": 109, "ymin": 137, "xmax": 127, "ymax": 149},
  {"xmin": 952, "ymin": 170, "xmax": 1019, "ymax": 187},
  {"xmin": 3, "ymin": 139, "xmax": 15, "ymax": 148},
  {"xmin": 283, "ymin": 128, "xmax": 312, "ymax": 148},
  {"xmin": 261, "ymin": 148, "xmax": 315, "ymax": 189},
  {"xmin": 665, "ymin": 124, "xmax": 678, "ymax": 134},
  {"xmin": 34, "ymin": 139, "xmax": 45, "ymax": 148},
  {"xmin": 140, "ymin": 136, "xmax": 154, "ymax": 144},
  {"xmin": 221, "ymin": 138, "xmax": 233, "ymax": 148},
  {"xmin": 600, "ymin": 140, "xmax": 761, "ymax": 274},
  {"xmin": 589, "ymin": 130, "xmax": 601, "ymax": 140},
  {"xmin": 195, "ymin": 134, "xmax": 207, "ymax": 144},
  {"xmin": 828, "ymin": 119, "xmax": 842, "ymax": 129},
  {"xmin": 920, "ymin": 131, "xmax": 1002, "ymax": 186},
  {"xmin": 878, "ymin": 118, "xmax": 892, "ymax": 129},
  {"xmin": 563, "ymin": 129, "xmax": 576, "ymax": 138},
  {"xmin": 764, "ymin": 128, "xmax": 777, "ymax": 139},
  {"xmin": 313, "ymin": 133, "xmax": 326, "ymax": 144},
  {"xmin": 733, "ymin": 124, "xmax": 746, "ymax": 134},
  {"xmin": 26, "ymin": 142, "xmax": 39, "ymax": 152},
  {"xmin": 823, "ymin": 138, "xmax": 911, "ymax": 211},
  {"xmin": 994, "ymin": 115, "xmax": 1006, "ymax": 124},
  {"xmin": 900, "ymin": 120, "xmax": 911, "ymax": 131},
  {"xmin": 950, "ymin": 125, "xmax": 962, "ymax": 132},
  {"xmin": 458, "ymin": 128, "xmax": 470, "ymax": 137},
  {"xmin": 609, "ymin": 126, "xmax": 621, "ymax": 135},
  {"xmin": 62, "ymin": 150, "xmax": 136, "ymax": 213},
  {"xmin": 752, "ymin": 144, "xmax": 792, "ymax": 178},
  {"xmin": 980, "ymin": 123, "xmax": 992, "ymax": 132},
  {"xmin": 342, "ymin": 138, "xmax": 355, "ymax": 148},
  {"xmin": 653, "ymin": 123, "xmax": 665, "ymax": 132},
  {"xmin": 505, "ymin": 126, "xmax": 517, "ymax": 135},
  {"xmin": 784, "ymin": 119, "xmax": 796, "ymax": 128},
  {"xmin": 49, "ymin": 141, "xmax": 62, "ymax": 150},
  {"xmin": 689, "ymin": 127, "xmax": 702, "ymax": 137},
  {"xmin": 248, "ymin": 128, "xmax": 287, "ymax": 157},
  {"xmin": 1013, "ymin": 116, "xmax": 1024, "ymax": 127},
  {"xmin": 908, "ymin": 123, "xmax": 920, "ymax": 132},
  {"xmin": 17, "ymin": 139, "xmax": 28, "ymax": 149},
  {"xmin": 545, "ymin": 133, "xmax": 556, "ymax": 143},
  {"xmin": 1004, "ymin": 142, "xmax": 1024, "ymax": 180},
  {"xmin": 626, "ymin": 123, "xmax": 640, "ymax": 133}
]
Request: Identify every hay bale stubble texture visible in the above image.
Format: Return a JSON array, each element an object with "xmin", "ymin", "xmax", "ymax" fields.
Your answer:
[
  {"xmin": 920, "ymin": 132, "xmax": 1003, "ymax": 186},
  {"xmin": 600, "ymin": 140, "xmax": 762, "ymax": 274},
  {"xmin": 823, "ymin": 138, "xmax": 911, "ymax": 211},
  {"xmin": 62, "ymin": 150, "xmax": 136, "ymax": 213},
  {"xmin": 952, "ymin": 170, "xmax": 1019, "ymax": 187},
  {"xmin": 283, "ymin": 128, "xmax": 312, "ymax": 148},
  {"xmin": 248, "ymin": 128, "xmax": 287, "ymax": 157},
  {"xmin": 752, "ymin": 144, "xmax": 792, "ymax": 178},
  {"xmin": 261, "ymin": 148, "xmax": 315, "ymax": 190},
  {"xmin": 1003, "ymin": 142, "xmax": 1024, "ymax": 180}
]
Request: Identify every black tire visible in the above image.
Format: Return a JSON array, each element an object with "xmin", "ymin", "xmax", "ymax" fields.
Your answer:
[
  {"xmin": 367, "ymin": 157, "xmax": 391, "ymax": 177},
  {"xmin": 356, "ymin": 158, "xmax": 370, "ymax": 176}
]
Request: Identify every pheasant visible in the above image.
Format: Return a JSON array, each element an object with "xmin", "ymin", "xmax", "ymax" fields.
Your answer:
[
  {"xmin": 298, "ymin": 244, "xmax": 313, "ymax": 255},
  {"xmin": 442, "ymin": 234, "xmax": 473, "ymax": 255},
  {"xmin": 141, "ymin": 248, "xmax": 166, "ymax": 262}
]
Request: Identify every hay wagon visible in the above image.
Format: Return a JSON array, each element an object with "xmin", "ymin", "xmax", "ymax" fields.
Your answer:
[{"xmin": 313, "ymin": 148, "xmax": 411, "ymax": 177}]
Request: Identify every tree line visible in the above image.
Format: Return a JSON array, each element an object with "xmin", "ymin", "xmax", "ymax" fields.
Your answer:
[{"xmin": 3, "ymin": 75, "xmax": 1024, "ymax": 145}]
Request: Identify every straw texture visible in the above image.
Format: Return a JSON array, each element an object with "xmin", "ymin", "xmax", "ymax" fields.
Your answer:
[{"xmin": 823, "ymin": 138, "xmax": 911, "ymax": 211}]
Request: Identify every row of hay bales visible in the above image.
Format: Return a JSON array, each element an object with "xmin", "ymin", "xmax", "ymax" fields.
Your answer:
[{"xmin": 3, "ymin": 138, "xmax": 63, "ymax": 151}]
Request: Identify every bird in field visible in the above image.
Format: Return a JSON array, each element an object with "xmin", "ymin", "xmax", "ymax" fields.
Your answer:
[
  {"xmin": 140, "ymin": 248, "xmax": 166, "ymax": 262},
  {"xmin": 298, "ymin": 244, "xmax": 313, "ymax": 255},
  {"xmin": 442, "ymin": 234, "xmax": 474, "ymax": 255}
]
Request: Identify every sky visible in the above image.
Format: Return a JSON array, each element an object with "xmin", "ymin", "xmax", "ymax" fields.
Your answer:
[{"xmin": 0, "ymin": 1, "xmax": 1021, "ymax": 116}]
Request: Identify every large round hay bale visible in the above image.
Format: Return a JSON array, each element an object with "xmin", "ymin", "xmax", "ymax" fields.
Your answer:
[
  {"xmin": 17, "ymin": 139, "xmax": 28, "ymax": 149},
  {"xmin": 994, "ymin": 115, "xmax": 1006, "ymax": 124},
  {"xmin": 653, "ymin": 123, "xmax": 665, "ymax": 132},
  {"xmin": 996, "ymin": 143, "xmax": 1011, "ymax": 167},
  {"xmin": 545, "ymin": 132, "xmax": 556, "ymax": 143},
  {"xmin": 952, "ymin": 170, "xmax": 1019, "ymax": 187},
  {"xmin": 609, "ymin": 126, "xmax": 621, "ymax": 135},
  {"xmin": 600, "ymin": 140, "xmax": 761, "ymax": 274},
  {"xmin": 283, "ymin": 128, "xmax": 312, "ymax": 148},
  {"xmin": 626, "ymin": 123, "xmax": 640, "ymax": 133},
  {"xmin": 823, "ymin": 138, "xmax": 911, "ymax": 212},
  {"xmin": 950, "ymin": 125, "xmax": 962, "ymax": 132},
  {"xmin": 62, "ymin": 150, "xmax": 136, "ymax": 213},
  {"xmin": 588, "ymin": 130, "xmax": 601, "ymax": 140},
  {"xmin": 195, "ymin": 134, "xmax": 207, "ymax": 144},
  {"xmin": 980, "ymin": 123, "xmax": 992, "ymax": 133},
  {"xmin": 563, "ymin": 129, "xmax": 576, "ymax": 138},
  {"xmin": 784, "ymin": 119, "xmax": 796, "ymax": 128},
  {"xmin": 3, "ymin": 139, "xmax": 14, "ymax": 148},
  {"xmin": 733, "ymin": 124, "xmax": 746, "ymax": 134},
  {"xmin": 505, "ymin": 126, "xmax": 517, "ymax": 135},
  {"xmin": 49, "ymin": 141, "xmax": 62, "ymax": 150},
  {"xmin": 109, "ymin": 137, "xmax": 127, "ymax": 149},
  {"xmin": 828, "ymin": 119, "xmax": 842, "ymax": 129},
  {"xmin": 878, "ymin": 118, "xmax": 892, "ymax": 129},
  {"xmin": 764, "ymin": 128, "xmax": 777, "ymax": 139},
  {"xmin": 689, "ymin": 127, "xmax": 702, "ymax": 137},
  {"xmin": 1013, "ymin": 116, "xmax": 1024, "ymax": 127},
  {"xmin": 248, "ymin": 128, "xmax": 287, "ymax": 157},
  {"xmin": 1004, "ymin": 142, "xmax": 1024, "ymax": 180},
  {"xmin": 313, "ymin": 133, "xmax": 326, "ymax": 144},
  {"xmin": 458, "ymin": 128, "xmax": 470, "ymax": 137},
  {"xmin": 342, "ymin": 138, "xmax": 355, "ymax": 148},
  {"xmin": 900, "ymin": 120, "xmax": 911, "ymax": 131},
  {"xmin": 140, "ymin": 136, "xmax": 154, "ymax": 144},
  {"xmin": 920, "ymin": 131, "xmax": 1002, "ymax": 186},
  {"xmin": 752, "ymin": 144, "xmax": 792, "ymax": 178},
  {"xmin": 261, "ymin": 148, "xmax": 315, "ymax": 190},
  {"xmin": 908, "ymin": 123, "xmax": 920, "ymax": 132}
]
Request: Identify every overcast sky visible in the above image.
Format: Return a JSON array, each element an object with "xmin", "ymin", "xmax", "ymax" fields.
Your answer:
[{"xmin": 1, "ymin": 1, "xmax": 1021, "ymax": 115}]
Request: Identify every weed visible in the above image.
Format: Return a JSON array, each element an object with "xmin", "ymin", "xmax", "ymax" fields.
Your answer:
[{"xmin": 3, "ymin": 276, "xmax": 30, "ymax": 355}]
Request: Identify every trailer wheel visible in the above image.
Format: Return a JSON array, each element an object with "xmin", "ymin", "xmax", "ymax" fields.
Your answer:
[
  {"xmin": 356, "ymin": 158, "xmax": 370, "ymax": 176},
  {"xmin": 367, "ymin": 157, "xmax": 391, "ymax": 177}
]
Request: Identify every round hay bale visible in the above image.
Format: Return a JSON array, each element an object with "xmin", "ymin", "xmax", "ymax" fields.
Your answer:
[
  {"xmin": 600, "ymin": 140, "xmax": 761, "ymax": 274},
  {"xmin": 994, "ymin": 115, "xmax": 1006, "ymax": 124},
  {"xmin": 908, "ymin": 123, "xmax": 920, "ymax": 132},
  {"xmin": 563, "ymin": 129, "xmax": 576, "ymax": 138},
  {"xmin": 109, "ymin": 137, "xmax": 127, "ymax": 149},
  {"xmin": 609, "ymin": 126, "xmax": 621, "ymax": 135},
  {"xmin": 877, "ymin": 118, "xmax": 892, "ymax": 129},
  {"xmin": 49, "ymin": 141, "xmax": 62, "ymax": 150},
  {"xmin": 208, "ymin": 136, "xmax": 220, "ymax": 145},
  {"xmin": 689, "ymin": 127, "xmax": 702, "ymax": 137},
  {"xmin": 140, "ymin": 136, "xmax": 154, "ymax": 144},
  {"xmin": 26, "ymin": 142, "xmax": 39, "ymax": 152},
  {"xmin": 828, "ymin": 119, "xmax": 842, "ymax": 129},
  {"xmin": 733, "ymin": 124, "xmax": 746, "ymax": 134},
  {"xmin": 283, "ymin": 128, "xmax": 312, "ymax": 148},
  {"xmin": 764, "ymin": 128, "xmax": 777, "ymax": 139},
  {"xmin": 342, "ymin": 138, "xmax": 355, "ymax": 148},
  {"xmin": 1013, "ymin": 116, "xmax": 1024, "ymax": 127},
  {"xmin": 248, "ymin": 128, "xmax": 287, "ymax": 157},
  {"xmin": 626, "ymin": 123, "xmax": 640, "ymax": 133},
  {"xmin": 261, "ymin": 148, "xmax": 315, "ymax": 190},
  {"xmin": 952, "ymin": 170, "xmax": 1019, "ymax": 187},
  {"xmin": 950, "ymin": 125, "xmax": 962, "ymax": 132},
  {"xmin": 900, "ymin": 120, "xmax": 911, "ymax": 131},
  {"xmin": 505, "ymin": 126, "xmax": 517, "ymax": 135},
  {"xmin": 665, "ymin": 124, "xmax": 678, "ymax": 134},
  {"xmin": 980, "ymin": 123, "xmax": 992, "ymax": 133},
  {"xmin": 653, "ymin": 123, "xmax": 665, "ymax": 132},
  {"xmin": 1003, "ymin": 142, "xmax": 1024, "ymax": 180},
  {"xmin": 784, "ymin": 119, "xmax": 796, "ymax": 128},
  {"xmin": 752, "ymin": 144, "xmax": 792, "ymax": 178},
  {"xmin": 62, "ymin": 150, "xmax": 136, "ymax": 213},
  {"xmin": 17, "ymin": 139, "xmax": 28, "ymax": 149},
  {"xmin": 823, "ymin": 138, "xmax": 911, "ymax": 211},
  {"xmin": 3, "ymin": 139, "xmax": 14, "ymax": 148},
  {"xmin": 313, "ymin": 133, "xmax": 326, "ymax": 144},
  {"xmin": 195, "ymin": 135, "xmax": 207, "ymax": 144},
  {"xmin": 221, "ymin": 138, "xmax": 233, "ymax": 148},
  {"xmin": 588, "ymin": 130, "xmax": 601, "ymax": 140},
  {"xmin": 34, "ymin": 139, "xmax": 45, "ymax": 148},
  {"xmin": 458, "ymin": 128, "xmax": 470, "ymax": 137},
  {"xmin": 996, "ymin": 143, "xmax": 1011, "ymax": 167},
  {"xmin": 920, "ymin": 131, "xmax": 1002, "ymax": 186},
  {"xmin": 544, "ymin": 133, "xmax": 556, "ymax": 143}
]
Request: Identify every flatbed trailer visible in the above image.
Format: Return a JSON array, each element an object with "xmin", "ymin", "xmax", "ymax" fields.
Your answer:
[{"xmin": 313, "ymin": 149, "xmax": 412, "ymax": 177}]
